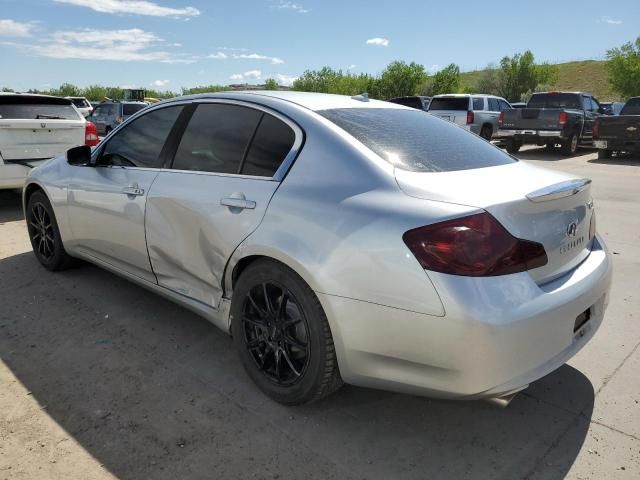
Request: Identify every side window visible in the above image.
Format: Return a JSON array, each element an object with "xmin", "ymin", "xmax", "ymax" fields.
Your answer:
[
  {"xmin": 499, "ymin": 100, "xmax": 511, "ymax": 111},
  {"xmin": 99, "ymin": 106, "xmax": 183, "ymax": 168},
  {"xmin": 488, "ymin": 98, "xmax": 500, "ymax": 111},
  {"xmin": 592, "ymin": 97, "xmax": 601, "ymax": 112},
  {"xmin": 92, "ymin": 105, "xmax": 104, "ymax": 116},
  {"xmin": 472, "ymin": 97, "xmax": 485, "ymax": 111},
  {"xmin": 242, "ymin": 114, "xmax": 296, "ymax": 177},
  {"xmin": 583, "ymin": 96, "xmax": 594, "ymax": 112},
  {"xmin": 172, "ymin": 104, "xmax": 262, "ymax": 174}
]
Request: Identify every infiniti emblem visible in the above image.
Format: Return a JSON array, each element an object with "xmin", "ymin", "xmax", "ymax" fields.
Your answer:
[
  {"xmin": 566, "ymin": 221, "xmax": 578, "ymax": 237},
  {"xmin": 40, "ymin": 123, "xmax": 46, "ymax": 128}
]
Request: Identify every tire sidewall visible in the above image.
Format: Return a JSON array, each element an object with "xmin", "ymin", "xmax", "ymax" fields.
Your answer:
[
  {"xmin": 230, "ymin": 261, "xmax": 330, "ymax": 404},
  {"xmin": 26, "ymin": 191, "xmax": 67, "ymax": 270}
]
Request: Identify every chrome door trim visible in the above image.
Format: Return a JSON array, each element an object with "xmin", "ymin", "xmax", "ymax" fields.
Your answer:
[{"xmin": 526, "ymin": 178, "xmax": 592, "ymax": 203}]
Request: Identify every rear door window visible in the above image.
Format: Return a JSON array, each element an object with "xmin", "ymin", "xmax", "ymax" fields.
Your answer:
[
  {"xmin": 488, "ymin": 98, "xmax": 500, "ymax": 111},
  {"xmin": 242, "ymin": 114, "xmax": 296, "ymax": 177},
  {"xmin": 472, "ymin": 97, "xmax": 485, "ymax": 110},
  {"xmin": 100, "ymin": 106, "xmax": 183, "ymax": 168},
  {"xmin": 499, "ymin": 100, "xmax": 511, "ymax": 111},
  {"xmin": 319, "ymin": 108, "xmax": 516, "ymax": 172},
  {"xmin": 428, "ymin": 97, "xmax": 469, "ymax": 111},
  {"xmin": 171, "ymin": 103, "xmax": 261, "ymax": 174}
]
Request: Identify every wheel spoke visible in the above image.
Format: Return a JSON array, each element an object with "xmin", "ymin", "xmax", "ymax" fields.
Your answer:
[
  {"xmin": 283, "ymin": 333, "xmax": 306, "ymax": 350},
  {"xmin": 276, "ymin": 294, "xmax": 288, "ymax": 322},
  {"xmin": 30, "ymin": 221, "xmax": 40, "ymax": 230},
  {"xmin": 262, "ymin": 283, "xmax": 275, "ymax": 314},
  {"xmin": 281, "ymin": 348, "xmax": 301, "ymax": 377},
  {"xmin": 274, "ymin": 348, "xmax": 282, "ymax": 379},
  {"xmin": 247, "ymin": 292, "xmax": 267, "ymax": 318},
  {"xmin": 246, "ymin": 338, "xmax": 263, "ymax": 350},
  {"xmin": 242, "ymin": 315, "xmax": 267, "ymax": 329},
  {"xmin": 282, "ymin": 317, "xmax": 302, "ymax": 329}
]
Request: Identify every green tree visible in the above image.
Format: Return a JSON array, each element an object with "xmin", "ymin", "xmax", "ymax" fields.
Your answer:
[
  {"xmin": 377, "ymin": 61, "xmax": 426, "ymax": 99},
  {"xmin": 264, "ymin": 78, "xmax": 279, "ymax": 90},
  {"xmin": 292, "ymin": 67, "xmax": 379, "ymax": 97},
  {"xmin": 493, "ymin": 51, "xmax": 556, "ymax": 102},
  {"xmin": 182, "ymin": 84, "xmax": 228, "ymax": 95},
  {"xmin": 606, "ymin": 37, "xmax": 640, "ymax": 98},
  {"xmin": 431, "ymin": 64, "xmax": 460, "ymax": 95}
]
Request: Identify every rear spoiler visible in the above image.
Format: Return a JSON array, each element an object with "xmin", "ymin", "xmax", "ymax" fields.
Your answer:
[{"xmin": 526, "ymin": 178, "xmax": 591, "ymax": 203}]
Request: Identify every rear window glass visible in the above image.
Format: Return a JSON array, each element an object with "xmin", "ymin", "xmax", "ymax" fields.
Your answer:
[
  {"xmin": 621, "ymin": 98, "xmax": 640, "ymax": 115},
  {"xmin": 428, "ymin": 97, "xmax": 469, "ymax": 111},
  {"xmin": 388, "ymin": 97, "xmax": 424, "ymax": 110},
  {"xmin": 318, "ymin": 108, "xmax": 516, "ymax": 173},
  {"xmin": 70, "ymin": 98, "xmax": 90, "ymax": 108},
  {"xmin": 0, "ymin": 103, "xmax": 81, "ymax": 120},
  {"xmin": 527, "ymin": 93, "xmax": 582, "ymax": 109},
  {"xmin": 123, "ymin": 103, "xmax": 146, "ymax": 116}
]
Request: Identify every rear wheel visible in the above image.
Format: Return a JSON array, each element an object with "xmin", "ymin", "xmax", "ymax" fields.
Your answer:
[
  {"xmin": 480, "ymin": 125, "xmax": 492, "ymax": 141},
  {"xmin": 506, "ymin": 139, "xmax": 521, "ymax": 154},
  {"xmin": 26, "ymin": 191, "xmax": 76, "ymax": 271},
  {"xmin": 231, "ymin": 259, "xmax": 342, "ymax": 404},
  {"xmin": 597, "ymin": 149, "xmax": 612, "ymax": 160},
  {"xmin": 561, "ymin": 132, "xmax": 578, "ymax": 156}
]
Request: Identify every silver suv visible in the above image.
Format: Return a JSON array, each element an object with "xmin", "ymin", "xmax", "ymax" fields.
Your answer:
[
  {"xmin": 88, "ymin": 101, "xmax": 147, "ymax": 136},
  {"xmin": 428, "ymin": 94, "xmax": 512, "ymax": 140}
]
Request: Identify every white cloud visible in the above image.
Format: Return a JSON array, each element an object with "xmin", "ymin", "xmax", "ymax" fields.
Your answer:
[
  {"xmin": 600, "ymin": 15, "xmax": 622, "ymax": 25},
  {"xmin": 208, "ymin": 51, "xmax": 228, "ymax": 59},
  {"xmin": 346, "ymin": 64, "xmax": 356, "ymax": 71},
  {"xmin": 276, "ymin": 73, "xmax": 297, "ymax": 86},
  {"xmin": 151, "ymin": 79, "xmax": 170, "ymax": 86},
  {"xmin": 54, "ymin": 0, "xmax": 200, "ymax": 17},
  {"xmin": 232, "ymin": 53, "xmax": 284, "ymax": 64},
  {"xmin": 0, "ymin": 19, "xmax": 34, "ymax": 37},
  {"xmin": 366, "ymin": 37, "xmax": 389, "ymax": 47},
  {"xmin": 271, "ymin": 0, "xmax": 310, "ymax": 13},
  {"xmin": 229, "ymin": 70, "xmax": 262, "ymax": 82},
  {"xmin": 8, "ymin": 27, "xmax": 195, "ymax": 63}
]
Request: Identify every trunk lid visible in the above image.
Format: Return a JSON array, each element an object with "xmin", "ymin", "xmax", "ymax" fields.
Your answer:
[
  {"xmin": 501, "ymin": 108, "xmax": 567, "ymax": 131},
  {"xmin": 598, "ymin": 115, "xmax": 640, "ymax": 142},
  {"xmin": 395, "ymin": 162, "xmax": 594, "ymax": 283},
  {"xmin": 0, "ymin": 119, "xmax": 85, "ymax": 160}
]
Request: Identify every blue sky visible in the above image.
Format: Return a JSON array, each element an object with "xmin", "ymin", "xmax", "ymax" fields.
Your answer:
[{"xmin": 1, "ymin": 0, "xmax": 639, "ymax": 91}]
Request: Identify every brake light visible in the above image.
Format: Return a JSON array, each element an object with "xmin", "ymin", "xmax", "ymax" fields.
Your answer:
[
  {"xmin": 402, "ymin": 212, "xmax": 548, "ymax": 276},
  {"xmin": 558, "ymin": 111, "xmax": 569, "ymax": 126},
  {"xmin": 84, "ymin": 121, "xmax": 99, "ymax": 146},
  {"xmin": 466, "ymin": 111, "xmax": 474, "ymax": 124},
  {"xmin": 593, "ymin": 119, "xmax": 600, "ymax": 139},
  {"xmin": 498, "ymin": 111, "xmax": 504, "ymax": 127}
]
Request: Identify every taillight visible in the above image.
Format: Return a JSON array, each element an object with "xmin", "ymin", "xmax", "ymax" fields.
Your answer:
[
  {"xmin": 84, "ymin": 121, "xmax": 99, "ymax": 146},
  {"xmin": 592, "ymin": 119, "xmax": 600, "ymax": 139},
  {"xmin": 466, "ymin": 111, "xmax": 474, "ymax": 124},
  {"xmin": 402, "ymin": 212, "xmax": 548, "ymax": 277},
  {"xmin": 558, "ymin": 111, "xmax": 569, "ymax": 126},
  {"xmin": 498, "ymin": 111, "xmax": 504, "ymax": 127}
]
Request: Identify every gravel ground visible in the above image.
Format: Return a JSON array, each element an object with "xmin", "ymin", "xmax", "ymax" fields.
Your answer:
[{"xmin": 1, "ymin": 146, "xmax": 639, "ymax": 480}]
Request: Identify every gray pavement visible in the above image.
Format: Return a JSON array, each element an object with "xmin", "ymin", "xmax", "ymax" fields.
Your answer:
[{"xmin": 1, "ymin": 147, "xmax": 639, "ymax": 479}]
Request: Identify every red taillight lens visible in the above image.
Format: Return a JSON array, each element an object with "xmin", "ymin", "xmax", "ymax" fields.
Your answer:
[
  {"xmin": 498, "ymin": 111, "xmax": 504, "ymax": 127},
  {"xmin": 84, "ymin": 121, "xmax": 99, "ymax": 146},
  {"xmin": 592, "ymin": 119, "xmax": 600, "ymax": 139},
  {"xmin": 403, "ymin": 212, "xmax": 548, "ymax": 276},
  {"xmin": 558, "ymin": 111, "xmax": 569, "ymax": 126},
  {"xmin": 466, "ymin": 111, "xmax": 474, "ymax": 124}
]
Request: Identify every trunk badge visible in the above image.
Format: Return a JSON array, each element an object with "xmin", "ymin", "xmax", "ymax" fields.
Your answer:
[
  {"xmin": 566, "ymin": 221, "xmax": 578, "ymax": 237},
  {"xmin": 40, "ymin": 123, "xmax": 46, "ymax": 128},
  {"xmin": 626, "ymin": 126, "xmax": 637, "ymax": 132}
]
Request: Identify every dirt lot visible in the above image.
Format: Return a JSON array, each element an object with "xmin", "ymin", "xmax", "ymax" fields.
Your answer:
[{"xmin": 1, "ymin": 147, "xmax": 639, "ymax": 480}]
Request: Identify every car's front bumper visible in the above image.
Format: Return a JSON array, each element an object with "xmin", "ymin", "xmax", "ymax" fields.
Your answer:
[{"xmin": 318, "ymin": 235, "xmax": 612, "ymax": 400}]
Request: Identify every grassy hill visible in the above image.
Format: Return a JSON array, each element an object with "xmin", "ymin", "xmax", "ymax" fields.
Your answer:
[{"xmin": 460, "ymin": 60, "xmax": 618, "ymax": 101}]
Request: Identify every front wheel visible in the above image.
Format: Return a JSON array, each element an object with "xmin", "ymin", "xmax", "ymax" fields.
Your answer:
[
  {"xmin": 561, "ymin": 132, "xmax": 578, "ymax": 156},
  {"xmin": 231, "ymin": 259, "xmax": 342, "ymax": 405}
]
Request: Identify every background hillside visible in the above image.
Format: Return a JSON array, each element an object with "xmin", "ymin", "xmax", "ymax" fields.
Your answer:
[{"xmin": 460, "ymin": 60, "xmax": 616, "ymax": 100}]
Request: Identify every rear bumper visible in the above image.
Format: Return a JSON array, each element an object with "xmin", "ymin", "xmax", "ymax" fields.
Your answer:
[
  {"xmin": 497, "ymin": 129, "xmax": 564, "ymax": 142},
  {"xmin": 594, "ymin": 139, "xmax": 640, "ymax": 151},
  {"xmin": 0, "ymin": 160, "xmax": 50, "ymax": 190},
  {"xmin": 319, "ymin": 235, "xmax": 612, "ymax": 400}
]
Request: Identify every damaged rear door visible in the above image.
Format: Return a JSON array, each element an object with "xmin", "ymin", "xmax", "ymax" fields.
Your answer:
[{"xmin": 145, "ymin": 101, "xmax": 300, "ymax": 308}]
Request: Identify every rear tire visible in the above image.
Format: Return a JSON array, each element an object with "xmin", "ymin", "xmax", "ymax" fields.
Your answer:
[
  {"xmin": 26, "ymin": 191, "xmax": 77, "ymax": 271},
  {"xmin": 480, "ymin": 125, "xmax": 492, "ymax": 141},
  {"xmin": 506, "ymin": 139, "xmax": 521, "ymax": 154},
  {"xmin": 561, "ymin": 132, "xmax": 578, "ymax": 156},
  {"xmin": 230, "ymin": 259, "xmax": 342, "ymax": 405},
  {"xmin": 597, "ymin": 149, "xmax": 612, "ymax": 160}
]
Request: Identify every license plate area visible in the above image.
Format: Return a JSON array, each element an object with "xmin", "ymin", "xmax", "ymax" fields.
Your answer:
[{"xmin": 574, "ymin": 307, "xmax": 591, "ymax": 333}]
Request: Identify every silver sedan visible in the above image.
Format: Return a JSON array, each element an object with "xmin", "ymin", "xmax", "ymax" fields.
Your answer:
[{"xmin": 22, "ymin": 91, "xmax": 612, "ymax": 405}]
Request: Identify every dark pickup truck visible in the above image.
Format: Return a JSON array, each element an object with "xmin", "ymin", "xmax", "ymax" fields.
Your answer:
[
  {"xmin": 497, "ymin": 91, "xmax": 604, "ymax": 156},
  {"xmin": 593, "ymin": 97, "xmax": 640, "ymax": 159}
]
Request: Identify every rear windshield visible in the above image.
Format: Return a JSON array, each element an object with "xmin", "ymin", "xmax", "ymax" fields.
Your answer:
[
  {"xmin": 0, "ymin": 103, "xmax": 81, "ymax": 120},
  {"xmin": 527, "ymin": 93, "xmax": 582, "ymax": 109},
  {"xmin": 621, "ymin": 98, "xmax": 640, "ymax": 115},
  {"xmin": 70, "ymin": 98, "xmax": 90, "ymax": 108},
  {"xmin": 123, "ymin": 103, "xmax": 146, "ymax": 116},
  {"xmin": 388, "ymin": 97, "xmax": 424, "ymax": 110},
  {"xmin": 428, "ymin": 97, "xmax": 469, "ymax": 111},
  {"xmin": 318, "ymin": 108, "xmax": 516, "ymax": 173}
]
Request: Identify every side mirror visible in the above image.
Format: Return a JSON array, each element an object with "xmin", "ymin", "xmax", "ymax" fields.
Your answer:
[{"xmin": 67, "ymin": 145, "xmax": 92, "ymax": 166}]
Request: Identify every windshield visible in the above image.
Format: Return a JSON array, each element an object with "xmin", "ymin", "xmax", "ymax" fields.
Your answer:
[
  {"xmin": 428, "ymin": 97, "xmax": 469, "ymax": 111},
  {"xmin": 621, "ymin": 98, "xmax": 640, "ymax": 116},
  {"xmin": 123, "ymin": 103, "xmax": 146, "ymax": 116},
  {"xmin": 318, "ymin": 108, "xmax": 516, "ymax": 173},
  {"xmin": 527, "ymin": 93, "xmax": 582, "ymax": 109}
]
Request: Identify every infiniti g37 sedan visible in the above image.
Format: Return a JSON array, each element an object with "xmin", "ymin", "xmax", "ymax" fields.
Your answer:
[{"xmin": 22, "ymin": 91, "xmax": 612, "ymax": 405}]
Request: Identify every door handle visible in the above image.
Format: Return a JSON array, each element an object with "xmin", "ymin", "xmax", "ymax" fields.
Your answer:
[
  {"xmin": 122, "ymin": 185, "xmax": 144, "ymax": 196},
  {"xmin": 221, "ymin": 195, "xmax": 256, "ymax": 210}
]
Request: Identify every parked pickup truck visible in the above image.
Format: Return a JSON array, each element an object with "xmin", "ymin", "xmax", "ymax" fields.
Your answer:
[
  {"xmin": 497, "ymin": 91, "xmax": 604, "ymax": 156},
  {"xmin": 593, "ymin": 97, "xmax": 640, "ymax": 159}
]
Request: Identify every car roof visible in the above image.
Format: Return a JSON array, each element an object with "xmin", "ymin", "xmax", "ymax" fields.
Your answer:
[
  {"xmin": 164, "ymin": 91, "xmax": 408, "ymax": 112},
  {"xmin": 432, "ymin": 93, "xmax": 501, "ymax": 98},
  {"xmin": 0, "ymin": 93, "xmax": 72, "ymax": 104}
]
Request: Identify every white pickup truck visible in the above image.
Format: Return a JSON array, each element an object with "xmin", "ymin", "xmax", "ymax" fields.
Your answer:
[{"xmin": 0, "ymin": 93, "xmax": 98, "ymax": 190}]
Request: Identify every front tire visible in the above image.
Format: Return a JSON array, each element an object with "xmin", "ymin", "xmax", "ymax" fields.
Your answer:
[
  {"xmin": 26, "ymin": 191, "xmax": 76, "ymax": 271},
  {"xmin": 231, "ymin": 259, "xmax": 342, "ymax": 405},
  {"xmin": 561, "ymin": 132, "xmax": 578, "ymax": 156}
]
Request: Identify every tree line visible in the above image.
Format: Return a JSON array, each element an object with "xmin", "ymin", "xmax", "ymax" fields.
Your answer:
[{"xmin": 2, "ymin": 37, "xmax": 639, "ymax": 103}]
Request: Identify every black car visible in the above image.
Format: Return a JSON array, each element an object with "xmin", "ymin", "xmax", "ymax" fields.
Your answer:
[
  {"xmin": 593, "ymin": 97, "xmax": 640, "ymax": 159},
  {"xmin": 387, "ymin": 96, "xmax": 431, "ymax": 111}
]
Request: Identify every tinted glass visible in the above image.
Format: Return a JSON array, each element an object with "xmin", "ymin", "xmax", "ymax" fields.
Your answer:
[
  {"xmin": 488, "ymin": 98, "xmax": 500, "ymax": 111},
  {"xmin": 499, "ymin": 100, "xmax": 512, "ymax": 111},
  {"xmin": 70, "ymin": 98, "xmax": 89, "ymax": 108},
  {"xmin": 472, "ymin": 97, "xmax": 485, "ymax": 110},
  {"xmin": 583, "ymin": 97, "xmax": 595, "ymax": 111},
  {"xmin": 389, "ymin": 97, "xmax": 423, "ymax": 110},
  {"xmin": 621, "ymin": 98, "xmax": 640, "ymax": 115},
  {"xmin": 242, "ymin": 114, "xmax": 295, "ymax": 177},
  {"xmin": 172, "ymin": 104, "xmax": 261, "ymax": 174},
  {"xmin": 91, "ymin": 105, "xmax": 104, "ymax": 116},
  {"xmin": 319, "ymin": 108, "xmax": 516, "ymax": 173},
  {"xmin": 428, "ymin": 97, "xmax": 469, "ymax": 111},
  {"xmin": 0, "ymin": 104, "xmax": 81, "ymax": 120},
  {"xmin": 123, "ymin": 103, "xmax": 146, "ymax": 116},
  {"xmin": 527, "ymin": 93, "xmax": 582, "ymax": 109},
  {"xmin": 100, "ymin": 106, "xmax": 183, "ymax": 168}
]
